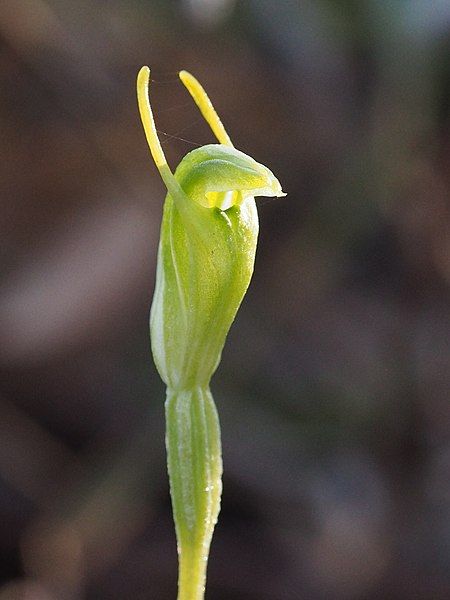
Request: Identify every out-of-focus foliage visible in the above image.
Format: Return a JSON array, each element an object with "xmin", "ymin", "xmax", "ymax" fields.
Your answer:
[{"xmin": 0, "ymin": 1, "xmax": 449, "ymax": 599}]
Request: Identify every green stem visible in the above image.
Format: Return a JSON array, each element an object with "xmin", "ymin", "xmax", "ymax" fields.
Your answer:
[{"xmin": 165, "ymin": 387, "xmax": 222, "ymax": 600}]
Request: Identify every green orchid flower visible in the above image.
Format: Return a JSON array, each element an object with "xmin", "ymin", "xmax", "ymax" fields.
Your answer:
[{"xmin": 137, "ymin": 66, "xmax": 284, "ymax": 600}]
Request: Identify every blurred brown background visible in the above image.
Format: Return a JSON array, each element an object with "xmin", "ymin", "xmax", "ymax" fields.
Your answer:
[{"xmin": 0, "ymin": 1, "xmax": 449, "ymax": 599}]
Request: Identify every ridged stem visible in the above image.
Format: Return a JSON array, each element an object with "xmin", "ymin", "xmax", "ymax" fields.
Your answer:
[{"xmin": 165, "ymin": 387, "xmax": 222, "ymax": 600}]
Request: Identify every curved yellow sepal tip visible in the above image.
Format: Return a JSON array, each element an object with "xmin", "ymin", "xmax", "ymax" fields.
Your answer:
[
  {"xmin": 137, "ymin": 65, "xmax": 166, "ymax": 169},
  {"xmin": 137, "ymin": 66, "xmax": 189, "ymax": 207},
  {"xmin": 179, "ymin": 70, "xmax": 233, "ymax": 148}
]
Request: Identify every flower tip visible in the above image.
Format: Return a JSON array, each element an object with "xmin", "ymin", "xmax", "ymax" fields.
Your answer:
[
  {"xmin": 138, "ymin": 65, "xmax": 150, "ymax": 80},
  {"xmin": 270, "ymin": 175, "xmax": 286, "ymax": 198},
  {"xmin": 137, "ymin": 66, "xmax": 151, "ymax": 94},
  {"xmin": 262, "ymin": 169, "xmax": 286, "ymax": 199}
]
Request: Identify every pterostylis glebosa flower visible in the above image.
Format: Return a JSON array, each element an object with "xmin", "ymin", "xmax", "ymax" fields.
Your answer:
[{"xmin": 137, "ymin": 66, "xmax": 285, "ymax": 600}]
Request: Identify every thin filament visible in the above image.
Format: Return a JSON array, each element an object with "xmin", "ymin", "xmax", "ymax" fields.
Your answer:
[{"xmin": 179, "ymin": 71, "xmax": 234, "ymax": 147}]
